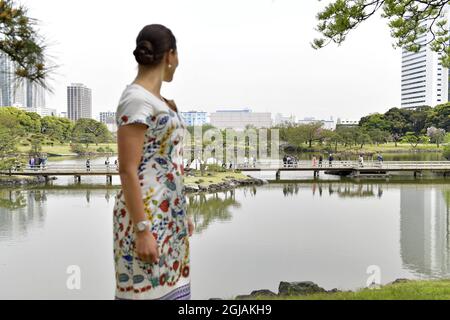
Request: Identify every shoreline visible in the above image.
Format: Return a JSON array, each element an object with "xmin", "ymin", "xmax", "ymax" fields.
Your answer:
[
  {"xmin": 0, "ymin": 175, "xmax": 57, "ymax": 187},
  {"xmin": 184, "ymin": 175, "xmax": 267, "ymax": 194},
  {"xmin": 220, "ymin": 278, "xmax": 450, "ymax": 300}
]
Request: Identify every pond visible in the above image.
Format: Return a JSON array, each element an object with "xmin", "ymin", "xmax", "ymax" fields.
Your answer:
[{"xmin": 0, "ymin": 180, "xmax": 448, "ymax": 299}]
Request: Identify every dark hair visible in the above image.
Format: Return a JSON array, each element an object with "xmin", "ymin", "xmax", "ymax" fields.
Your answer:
[{"xmin": 133, "ymin": 24, "xmax": 177, "ymax": 66}]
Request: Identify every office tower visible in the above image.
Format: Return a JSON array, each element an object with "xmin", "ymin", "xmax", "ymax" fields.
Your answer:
[
  {"xmin": 401, "ymin": 7, "xmax": 450, "ymax": 108},
  {"xmin": 0, "ymin": 52, "xmax": 46, "ymax": 108},
  {"xmin": 67, "ymin": 83, "xmax": 92, "ymax": 121}
]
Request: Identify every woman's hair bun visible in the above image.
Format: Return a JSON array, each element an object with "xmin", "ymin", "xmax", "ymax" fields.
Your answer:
[{"xmin": 133, "ymin": 40, "xmax": 155, "ymax": 65}]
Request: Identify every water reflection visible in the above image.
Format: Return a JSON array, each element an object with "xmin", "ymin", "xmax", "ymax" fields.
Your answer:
[
  {"xmin": 400, "ymin": 188, "xmax": 450, "ymax": 277},
  {"xmin": 0, "ymin": 183, "xmax": 449, "ymax": 299},
  {"xmin": 187, "ymin": 190, "xmax": 242, "ymax": 234},
  {"xmin": 281, "ymin": 183, "xmax": 385, "ymax": 199},
  {"xmin": 0, "ymin": 189, "xmax": 48, "ymax": 241}
]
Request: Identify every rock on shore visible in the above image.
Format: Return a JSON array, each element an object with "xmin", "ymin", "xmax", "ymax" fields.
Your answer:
[
  {"xmin": 0, "ymin": 175, "xmax": 56, "ymax": 187},
  {"xmin": 184, "ymin": 177, "xmax": 266, "ymax": 194},
  {"xmin": 228, "ymin": 281, "xmax": 341, "ymax": 300}
]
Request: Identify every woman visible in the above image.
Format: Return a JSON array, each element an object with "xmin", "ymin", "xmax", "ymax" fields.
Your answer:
[{"xmin": 113, "ymin": 24, "xmax": 194, "ymax": 300}]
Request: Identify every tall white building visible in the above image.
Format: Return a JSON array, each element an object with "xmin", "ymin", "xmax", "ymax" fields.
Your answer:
[
  {"xmin": 0, "ymin": 52, "xmax": 46, "ymax": 109},
  {"xmin": 67, "ymin": 83, "xmax": 92, "ymax": 121},
  {"xmin": 401, "ymin": 8, "xmax": 450, "ymax": 108}
]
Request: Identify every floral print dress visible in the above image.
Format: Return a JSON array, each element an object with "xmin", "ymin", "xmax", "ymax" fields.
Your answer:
[{"xmin": 113, "ymin": 84, "xmax": 190, "ymax": 300}]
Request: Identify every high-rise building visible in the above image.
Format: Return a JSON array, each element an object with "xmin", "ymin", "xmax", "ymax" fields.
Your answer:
[
  {"xmin": 401, "ymin": 7, "xmax": 450, "ymax": 108},
  {"xmin": 0, "ymin": 52, "xmax": 46, "ymax": 109},
  {"xmin": 180, "ymin": 111, "xmax": 208, "ymax": 126},
  {"xmin": 67, "ymin": 83, "xmax": 92, "ymax": 121}
]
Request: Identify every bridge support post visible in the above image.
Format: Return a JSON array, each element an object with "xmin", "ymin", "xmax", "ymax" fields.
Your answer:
[
  {"xmin": 313, "ymin": 171, "xmax": 319, "ymax": 179},
  {"xmin": 414, "ymin": 171, "xmax": 423, "ymax": 179},
  {"xmin": 275, "ymin": 170, "xmax": 281, "ymax": 181}
]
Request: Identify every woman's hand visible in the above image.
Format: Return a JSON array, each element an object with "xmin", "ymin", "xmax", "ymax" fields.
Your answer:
[
  {"xmin": 187, "ymin": 216, "xmax": 194, "ymax": 237},
  {"xmin": 135, "ymin": 230, "xmax": 160, "ymax": 264}
]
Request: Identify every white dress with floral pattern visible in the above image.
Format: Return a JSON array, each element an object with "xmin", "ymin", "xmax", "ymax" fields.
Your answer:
[{"xmin": 113, "ymin": 84, "xmax": 190, "ymax": 300}]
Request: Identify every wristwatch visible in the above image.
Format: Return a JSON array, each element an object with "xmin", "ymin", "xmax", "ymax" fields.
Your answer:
[{"xmin": 136, "ymin": 220, "xmax": 151, "ymax": 233}]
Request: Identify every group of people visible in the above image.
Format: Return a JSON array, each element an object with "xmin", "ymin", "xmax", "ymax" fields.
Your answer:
[
  {"xmin": 283, "ymin": 154, "xmax": 298, "ymax": 167},
  {"xmin": 307, "ymin": 153, "xmax": 384, "ymax": 168},
  {"xmin": 85, "ymin": 157, "xmax": 119, "ymax": 172},
  {"xmin": 311, "ymin": 153, "xmax": 339, "ymax": 168},
  {"xmin": 28, "ymin": 155, "xmax": 48, "ymax": 170}
]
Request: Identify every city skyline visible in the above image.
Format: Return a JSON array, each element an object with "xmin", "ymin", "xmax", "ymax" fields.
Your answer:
[{"xmin": 22, "ymin": 0, "xmax": 401, "ymax": 121}]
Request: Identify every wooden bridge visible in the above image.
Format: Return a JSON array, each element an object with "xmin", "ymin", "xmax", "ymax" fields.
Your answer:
[
  {"xmin": 0, "ymin": 161, "xmax": 449, "ymax": 183},
  {"xmin": 0, "ymin": 164, "xmax": 120, "ymax": 184},
  {"xmin": 236, "ymin": 160, "xmax": 450, "ymax": 180}
]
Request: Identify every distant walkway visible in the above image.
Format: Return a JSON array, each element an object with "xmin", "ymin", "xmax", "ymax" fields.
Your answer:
[
  {"xmin": 1, "ymin": 161, "xmax": 449, "ymax": 183},
  {"xmin": 236, "ymin": 160, "xmax": 450, "ymax": 180}
]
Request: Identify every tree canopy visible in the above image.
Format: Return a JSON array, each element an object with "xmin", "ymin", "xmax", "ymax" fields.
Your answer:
[
  {"xmin": 0, "ymin": 0, "xmax": 54, "ymax": 87},
  {"xmin": 313, "ymin": 0, "xmax": 450, "ymax": 67}
]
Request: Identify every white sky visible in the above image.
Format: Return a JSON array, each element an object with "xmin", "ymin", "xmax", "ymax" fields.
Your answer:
[{"xmin": 22, "ymin": 0, "xmax": 400, "ymax": 121}]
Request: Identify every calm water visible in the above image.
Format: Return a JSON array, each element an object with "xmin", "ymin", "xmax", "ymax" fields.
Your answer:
[{"xmin": 0, "ymin": 179, "xmax": 449, "ymax": 299}]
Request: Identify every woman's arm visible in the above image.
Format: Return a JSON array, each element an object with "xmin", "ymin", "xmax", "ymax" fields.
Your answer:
[{"xmin": 117, "ymin": 123, "xmax": 159, "ymax": 264}]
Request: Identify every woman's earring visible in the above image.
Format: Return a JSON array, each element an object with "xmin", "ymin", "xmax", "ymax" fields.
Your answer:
[{"xmin": 168, "ymin": 64, "xmax": 172, "ymax": 69}]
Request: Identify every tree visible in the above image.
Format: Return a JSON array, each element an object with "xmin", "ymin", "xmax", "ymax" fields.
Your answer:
[
  {"xmin": 427, "ymin": 126, "xmax": 446, "ymax": 147},
  {"xmin": 356, "ymin": 132, "xmax": 372, "ymax": 149},
  {"xmin": 426, "ymin": 103, "xmax": 450, "ymax": 131},
  {"xmin": 402, "ymin": 132, "xmax": 428, "ymax": 148},
  {"xmin": 298, "ymin": 122, "xmax": 324, "ymax": 148},
  {"xmin": 0, "ymin": 0, "xmax": 54, "ymax": 87},
  {"xmin": 324, "ymin": 130, "xmax": 344, "ymax": 152},
  {"xmin": 313, "ymin": 1, "xmax": 450, "ymax": 67},
  {"xmin": 29, "ymin": 133, "xmax": 43, "ymax": 156},
  {"xmin": 72, "ymin": 119, "xmax": 112, "ymax": 147},
  {"xmin": 444, "ymin": 145, "xmax": 450, "ymax": 160},
  {"xmin": 41, "ymin": 116, "xmax": 74, "ymax": 143},
  {"xmin": 367, "ymin": 128, "xmax": 390, "ymax": 145},
  {"xmin": 360, "ymin": 113, "xmax": 391, "ymax": 132}
]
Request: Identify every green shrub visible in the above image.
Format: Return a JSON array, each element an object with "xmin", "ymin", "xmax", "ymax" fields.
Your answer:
[
  {"xmin": 444, "ymin": 145, "xmax": 450, "ymax": 160},
  {"xmin": 70, "ymin": 143, "xmax": 87, "ymax": 155},
  {"xmin": 206, "ymin": 164, "xmax": 227, "ymax": 172},
  {"xmin": 97, "ymin": 147, "xmax": 105, "ymax": 153}
]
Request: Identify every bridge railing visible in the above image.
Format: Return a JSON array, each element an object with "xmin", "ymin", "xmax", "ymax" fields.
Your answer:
[
  {"xmin": 236, "ymin": 160, "xmax": 450, "ymax": 170},
  {"xmin": 8, "ymin": 164, "xmax": 120, "ymax": 173},
  {"xmin": 3, "ymin": 160, "xmax": 450, "ymax": 174}
]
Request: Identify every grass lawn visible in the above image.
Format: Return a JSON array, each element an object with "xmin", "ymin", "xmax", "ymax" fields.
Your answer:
[
  {"xmin": 239, "ymin": 279, "xmax": 450, "ymax": 300},
  {"xmin": 16, "ymin": 143, "xmax": 118, "ymax": 156},
  {"xmin": 354, "ymin": 143, "xmax": 443, "ymax": 153},
  {"xmin": 184, "ymin": 171, "xmax": 251, "ymax": 187},
  {"xmin": 315, "ymin": 143, "xmax": 444, "ymax": 154}
]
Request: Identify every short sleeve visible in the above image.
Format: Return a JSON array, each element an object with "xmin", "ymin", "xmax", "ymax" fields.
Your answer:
[{"xmin": 116, "ymin": 89, "xmax": 154, "ymax": 128}]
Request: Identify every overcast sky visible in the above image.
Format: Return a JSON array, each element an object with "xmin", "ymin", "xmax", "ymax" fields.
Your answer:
[{"xmin": 22, "ymin": 0, "xmax": 400, "ymax": 121}]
